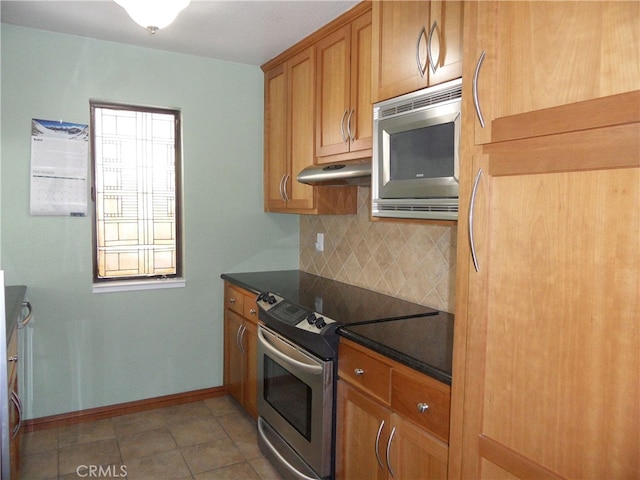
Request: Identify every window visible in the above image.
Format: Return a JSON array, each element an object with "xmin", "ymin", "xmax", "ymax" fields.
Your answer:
[{"xmin": 90, "ymin": 102, "xmax": 183, "ymax": 287}]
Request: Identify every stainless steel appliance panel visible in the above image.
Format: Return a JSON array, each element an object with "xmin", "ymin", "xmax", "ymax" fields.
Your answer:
[{"xmin": 257, "ymin": 325, "xmax": 334, "ymax": 479}]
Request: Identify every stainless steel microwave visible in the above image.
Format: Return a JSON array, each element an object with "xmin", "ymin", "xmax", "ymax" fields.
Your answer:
[{"xmin": 372, "ymin": 78, "xmax": 462, "ymax": 221}]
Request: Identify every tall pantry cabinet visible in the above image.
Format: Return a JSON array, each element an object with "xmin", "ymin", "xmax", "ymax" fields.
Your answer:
[{"xmin": 450, "ymin": 2, "xmax": 640, "ymax": 480}]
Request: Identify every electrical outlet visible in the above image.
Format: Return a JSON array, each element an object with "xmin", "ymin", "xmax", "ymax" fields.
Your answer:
[{"xmin": 315, "ymin": 233, "xmax": 324, "ymax": 252}]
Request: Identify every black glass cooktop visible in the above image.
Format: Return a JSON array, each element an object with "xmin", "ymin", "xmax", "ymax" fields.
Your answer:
[{"xmin": 221, "ymin": 270, "xmax": 437, "ymax": 325}]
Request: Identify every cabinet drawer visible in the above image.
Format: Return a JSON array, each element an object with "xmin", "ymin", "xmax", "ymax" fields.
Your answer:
[
  {"xmin": 338, "ymin": 342, "xmax": 391, "ymax": 404},
  {"xmin": 225, "ymin": 284, "xmax": 244, "ymax": 315},
  {"xmin": 243, "ymin": 292, "xmax": 259, "ymax": 323},
  {"xmin": 391, "ymin": 368, "xmax": 450, "ymax": 442}
]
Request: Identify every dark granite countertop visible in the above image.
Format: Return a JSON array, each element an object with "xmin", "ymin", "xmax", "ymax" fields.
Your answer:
[
  {"xmin": 338, "ymin": 313, "xmax": 454, "ymax": 385},
  {"xmin": 5, "ymin": 285, "xmax": 27, "ymax": 346},
  {"xmin": 221, "ymin": 270, "xmax": 437, "ymax": 324},
  {"xmin": 222, "ymin": 270, "xmax": 454, "ymax": 385}
]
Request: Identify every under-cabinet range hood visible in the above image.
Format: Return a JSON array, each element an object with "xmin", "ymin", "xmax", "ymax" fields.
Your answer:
[{"xmin": 297, "ymin": 159, "xmax": 371, "ymax": 186}]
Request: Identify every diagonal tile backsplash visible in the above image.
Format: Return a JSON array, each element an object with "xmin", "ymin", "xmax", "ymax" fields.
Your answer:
[{"xmin": 300, "ymin": 187, "xmax": 456, "ymax": 313}]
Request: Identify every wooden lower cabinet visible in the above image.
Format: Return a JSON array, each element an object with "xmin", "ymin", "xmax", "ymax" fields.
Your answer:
[
  {"xmin": 390, "ymin": 413, "xmax": 448, "ymax": 480},
  {"xmin": 336, "ymin": 339, "xmax": 449, "ymax": 480},
  {"xmin": 336, "ymin": 382, "xmax": 390, "ymax": 480},
  {"xmin": 223, "ymin": 282, "xmax": 259, "ymax": 419}
]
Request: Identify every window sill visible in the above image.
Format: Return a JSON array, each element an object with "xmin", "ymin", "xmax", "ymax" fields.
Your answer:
[{"xmin": 92, "ymin": 278, "xmax": 186, "ymax": 294}]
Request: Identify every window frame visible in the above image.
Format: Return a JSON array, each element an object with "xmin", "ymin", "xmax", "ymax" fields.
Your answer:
[{"xmin": 89, "ymin": 100, "xmax": 184, "ymax": 289}]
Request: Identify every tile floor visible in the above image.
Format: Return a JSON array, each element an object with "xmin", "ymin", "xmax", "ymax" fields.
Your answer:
[{"xmin": 19, "ymin": 395, "xmax": 284, "ymax": 480}]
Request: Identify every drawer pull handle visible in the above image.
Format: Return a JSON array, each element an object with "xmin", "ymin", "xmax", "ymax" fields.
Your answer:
[
  {"xmin": 8, "ymin": 355, "xmax": 18, "ymax": 363},
  {"xmin": 417, "ymin": 402, "xmax": 429, "ymax": 413},
  {"xmin": 229, "ymin": 298, "xmax": 236, "ymax": 304},
  {"xmin": 249, "ymin": 308, "xmax": 257, "ymax": 315},
  {"xmin": 354, "ymin": 368, "xmax": 365, "ymax": 376}
]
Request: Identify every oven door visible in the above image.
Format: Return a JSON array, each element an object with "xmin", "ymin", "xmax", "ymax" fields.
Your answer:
[{"xmin": 257, "ymin": 325, "xmax": 334, "ymax": 480}]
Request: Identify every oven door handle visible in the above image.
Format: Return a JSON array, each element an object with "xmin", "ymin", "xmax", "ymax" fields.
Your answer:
[
  {"xmin": 258, "ymin": 417, "xmax": 320, "ymax": 480},
  {"xmin": 258, "ymin": 328, "xmax": 324, "ymax": 375}
]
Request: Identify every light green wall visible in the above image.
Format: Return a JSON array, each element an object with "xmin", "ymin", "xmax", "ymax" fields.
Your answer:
[{"xmin": 1, "ymin": 24, "xmax": 299, "ymax": 419}]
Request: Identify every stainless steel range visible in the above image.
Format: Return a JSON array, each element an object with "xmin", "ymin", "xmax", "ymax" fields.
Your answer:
[
  {"xmin": 256, "ymin": 292, "xmax": 338, "ymax": 480},
  {"xmin": 255, "ymin": 288, "xmax": 440, "ymax": 480}
]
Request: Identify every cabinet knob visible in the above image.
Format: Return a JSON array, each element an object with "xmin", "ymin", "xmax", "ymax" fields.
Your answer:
[
  {"xmin": 354, "ymin": 368, "xmax": 365, "ymax": 376},
  {"xmin": 8, "ymin": 355, "xmax": 18, "ymax": 362},
  {"xmin": 417, "ymin": 402, "xmax": 429, "ymax": 413},
  {"xmin": 229, "ymin": 298, "xmax": 236, "ymax": 304},
  {"xmin": 250, "ymin": 308, "xmax": 257, "ymax": 315}
]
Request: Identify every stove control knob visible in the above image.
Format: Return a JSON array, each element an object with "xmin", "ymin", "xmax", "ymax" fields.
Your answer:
[
  {"xmin": 306, "ymin": 313, "xmax": 317, "ymax": 324},
  {"xmin": 257, "ymin": 293, "xmax": 268, "ymax": 302},
  {"xmin": 267, "ymin": 295, "xmax": 277, "ymax": 305},
  {"xmin": 315, "ymin": 317, "xmax": 326, "ymax": 329}
]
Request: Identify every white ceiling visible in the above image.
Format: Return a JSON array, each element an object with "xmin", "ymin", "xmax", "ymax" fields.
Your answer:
[{"xmin": 1, "ymin": 0, "xmax": 359, "ymax": 66}]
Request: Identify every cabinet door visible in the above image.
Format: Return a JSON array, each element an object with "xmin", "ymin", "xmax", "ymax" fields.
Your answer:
[
  {"xmin": 223, "ymin": 310, "xmax": 244, "ymax": 404},
  {"xmin": 336, "ymin": 381, "xmax": 390, "ymax": 480},
  {"xmin": 316, "ymin": 11, "xmax": 372, "ymax": 161},
  {"xmin": 264, "ymin": 64, "xmax": 288, "ymax": 210},
  {"xmin": 471, "ymin": 1, "xmax": 640, "ymax": 144},
  {"xmin": 286, "ymin": 47, "xmax": 316, "ymax": 210},
  {"xmin": 372, "ymin": 0, "xmax": 430, "ymax": 102},
  {"xmin": 427, "ymin": 0, "xmax": 463, "ymax": 87},
  {"xmin": 316, "ymin": 25, "xmax": 351, "ymax": 157},
  {"xmin": 388, "ymin": 414, "xmax": 448, "ymax": 480},
  {"xmin": 459, "ymin": 128, "xmax": 640, "ymax": 478},
  {"xmin": 348, "ymin": 11, "xmax": 373, "ymax": 153}
]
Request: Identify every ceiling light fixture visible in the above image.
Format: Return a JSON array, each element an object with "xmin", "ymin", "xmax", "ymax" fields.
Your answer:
[{"xmin": 114, "ymin": 0, "xmax": 191, "ymax": 35}]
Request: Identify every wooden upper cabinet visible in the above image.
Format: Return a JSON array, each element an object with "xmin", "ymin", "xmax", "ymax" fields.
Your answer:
[
  {"xmin": 372, "ymin": 0, "xmax": 464, "ymax": 103},
  {"xmin": 471, "ymin": 1, "xmax": 640, "ymax": 145},
  {"xmin": 286, "ymin": 48, "xmax": 317, "ymax": 211},
  {"xmin": 262, "ymin": 5, "xmax": 372, "ymax": 215},
  {"xmin": 263, "ymin": 48, "xmax": 316, "ymax": 213},
  {"xmin": 316, "ymin": 10, "xmax": 373, "ymax": 161},
  {"xmin": 264, "ymin": 63, "xmax": 289, "ymax": 211}
]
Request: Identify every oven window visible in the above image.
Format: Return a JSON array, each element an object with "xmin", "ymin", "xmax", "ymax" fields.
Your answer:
[
  {"xmin": 389, "ymin": 122, "xmax": 455, "ymax": 181},
  {"xmin": 264, "ymin": 357, "xmax": 312, "ymax": 441}
]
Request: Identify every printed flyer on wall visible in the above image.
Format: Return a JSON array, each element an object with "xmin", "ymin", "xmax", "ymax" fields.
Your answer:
[{"xmin": 30, "ymin": 118, "xmax": 89, "ymax": 216}]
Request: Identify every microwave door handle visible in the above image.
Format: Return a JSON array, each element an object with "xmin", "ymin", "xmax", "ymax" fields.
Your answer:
[{"xmin": 257, "ymin": 328, "xmax": 323, "ymax": 375}]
